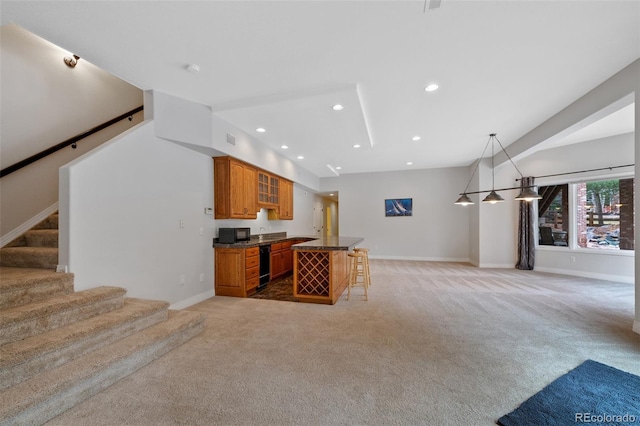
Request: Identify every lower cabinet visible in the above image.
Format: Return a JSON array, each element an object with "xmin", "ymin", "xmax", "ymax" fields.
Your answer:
[
  {"xmin": 215, "ymin": 240, "xmax": 302, "ymax": 298},
  {"xmin": 270, "ymin": 241, "xmax": 295, "ymax": 281},
  {"xmin": 270, "ymin": 243, "xmax": 284, "ymax": 280},
  {"xmin": 215, "ymin": 247, "xmax": 259, "ymax": 297}
]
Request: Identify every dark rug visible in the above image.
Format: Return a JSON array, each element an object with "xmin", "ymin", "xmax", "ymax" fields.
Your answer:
[
  {"xmin": 249, "ymin": 276, "xmax": 298, "ymax": 302},
  {"xmin": 497, "ymin": 360, "xmax": 640, "ymax": 426}
]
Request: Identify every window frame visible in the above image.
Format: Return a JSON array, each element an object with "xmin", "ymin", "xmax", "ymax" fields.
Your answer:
[{"xmin": 535, "ymin": 172, "xmax": 635, "ymax": 257}]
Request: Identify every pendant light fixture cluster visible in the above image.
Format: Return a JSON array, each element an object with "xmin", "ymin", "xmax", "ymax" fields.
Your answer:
[{"xmin": 454, "ymin": 133, "xmax": 542, "ymax": 206}]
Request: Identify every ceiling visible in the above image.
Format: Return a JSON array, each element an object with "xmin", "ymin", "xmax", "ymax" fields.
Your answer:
[{"xmin": 1, "ymin": 1, "xmax": 638, "ymax": 178}]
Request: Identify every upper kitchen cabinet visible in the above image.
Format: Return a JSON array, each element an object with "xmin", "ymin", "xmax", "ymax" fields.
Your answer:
[
  {"xmin": 267, "ymin": 177, "xmax": 293, "ymax": 220},
  {"xmin": 257, "ymin": 171, "xmax": 279, "ymax": 209},
  {"xmin": 214, "ymin": 157, "xmax": 257, "ymax": 219},
  {"xmin": 279, "ymin": 178, "xmax": 294, "ymax": 220}
]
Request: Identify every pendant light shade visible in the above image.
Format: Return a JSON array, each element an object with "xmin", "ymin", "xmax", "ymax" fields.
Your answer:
[
  {"xmin": 482, "ymin": 190, "xmax": 505, "ymax": 204},
  {"xmin": 454, "ymin": 193, "xmax": 474, "ymax": 206},
  {"xmin": 514, "ymin": 186, "xmax": 542, "ymax": 201}
]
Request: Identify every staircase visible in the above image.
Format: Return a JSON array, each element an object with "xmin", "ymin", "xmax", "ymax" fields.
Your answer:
[{"xmin": 0, "ymin": 213, "xmax": 206, "ymax": 425}]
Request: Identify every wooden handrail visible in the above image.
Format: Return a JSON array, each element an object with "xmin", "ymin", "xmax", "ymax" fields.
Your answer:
[{"xmin": 0, "ymin": 105, "xmax": 144, "ymax": 178}]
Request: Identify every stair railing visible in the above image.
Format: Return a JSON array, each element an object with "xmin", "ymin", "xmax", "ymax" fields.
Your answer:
[{"xmin": 0, "ymin": 105, "xmax": 144, "ymax": 178}]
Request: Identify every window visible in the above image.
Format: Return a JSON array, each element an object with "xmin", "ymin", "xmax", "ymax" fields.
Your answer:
[
  {"xmin": 576, "ymin": 178, "xmax": 634, "ymax": 251},
  {"xmin": 538, "ymin": 178, "xmax": 634, "ymax": 251},
  {"xmin": 538, "ymin": 184, "xmax": 569, "ymax": 247}
]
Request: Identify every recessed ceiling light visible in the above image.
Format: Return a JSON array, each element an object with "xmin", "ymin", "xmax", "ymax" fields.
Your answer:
[
  {"xmin": 297, "ymin": 155, "xmax": 304, "ymax": 160},
  {"xmin": 424, "ymin": 83, "xmax": 439, "ymax": 92},
  {"xmin": 353, "ymin": 144, "xmax": 361, "ymax": 148},
  {"xmin": 281, "ymin": 145, "xmax": 289, "ymax": 149},
  {"xmin": 412, "ymin": 136, "xmax": 421, "ymax": 141},
  {"xmin": 335, "ymin": 166, "xmax": 342, "ymax": 170},
  {"xmin": 406, "ymin": 162, "xmax": 413, "ymax": 166},
  {"xmin": 332, "ymin": 104, "xmax": 344, "ymax": 111},
  {"xmin": 256, "ymin": 127, "xmax": 266, "ymax": 133}
]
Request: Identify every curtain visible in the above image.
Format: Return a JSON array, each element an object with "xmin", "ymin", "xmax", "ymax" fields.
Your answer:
[{"xmin": 515, "ymin": 176, "xmax": 535, "ymax": 270}]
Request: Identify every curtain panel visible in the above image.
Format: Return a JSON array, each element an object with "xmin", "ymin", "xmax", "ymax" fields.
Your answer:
[{"xmin": 515, "ymin": 176, "xmax": 535, "ymax": 270}]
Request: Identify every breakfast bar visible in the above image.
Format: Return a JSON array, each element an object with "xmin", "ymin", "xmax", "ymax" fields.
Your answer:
[{"xmin": 292, "ymin": 236, "xmax": 364, "ymax": 304}]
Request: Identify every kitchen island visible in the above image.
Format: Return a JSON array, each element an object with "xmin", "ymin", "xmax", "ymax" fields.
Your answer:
[{"xmin": 292, "ymin": 236, "xmax": 364, "ymax": 304}]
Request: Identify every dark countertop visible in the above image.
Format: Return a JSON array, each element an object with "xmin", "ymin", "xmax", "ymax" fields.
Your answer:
[
  {"xmin": 291, "ymin": 236, "xmax": 364, "ymax": 251},
  {"xmin": 213, "ymin": 234, "xmax": 316, "ymax": 249}
]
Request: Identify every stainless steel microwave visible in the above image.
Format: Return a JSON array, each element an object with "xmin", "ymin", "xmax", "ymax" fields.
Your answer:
[{"xmin": 218, "ymin": 227, "xmax": 251, "ymax": 244}]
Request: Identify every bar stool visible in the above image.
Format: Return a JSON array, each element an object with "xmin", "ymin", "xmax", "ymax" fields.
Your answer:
[
  {"xmin": 347, "ymin": 251, "xmax": 370, "ymax": 301},
  {"xmin": 353, "ymin": 248, "xmax": 371, "ymax": 286}
]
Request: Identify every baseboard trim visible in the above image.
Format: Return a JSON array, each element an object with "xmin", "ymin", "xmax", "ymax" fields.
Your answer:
[
  {"xmin": 534, "ymin": 266, "xmax": 634, "ymax": 284},
  {"xmin": 169, "ymin": 289, "xmax": 215, "ymax": 310},
  {"xmin": 368, "ymin": 255, "xmax": 470, "ymax": 263},
  {"xmin": 633, "ymin": 321, "xmax": 640, "ymax": 335},
  {"xmin": 476, "ymin": 263, "xmax": 517, "ymax": 269},
  {"xmin": 0, "ymin": 202, "xmax": 59, "ymax": 248}
]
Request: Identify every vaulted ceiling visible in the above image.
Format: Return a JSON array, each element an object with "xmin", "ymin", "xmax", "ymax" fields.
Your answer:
[{"xmin": 1, "ymin": 1, "xmax": 638, "ymax": 178}]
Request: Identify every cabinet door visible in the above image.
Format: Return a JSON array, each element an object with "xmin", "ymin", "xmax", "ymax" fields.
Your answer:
[
  {"xmin": 229, "ymin": 162, "xmax": 246, "ymax": 218},
  {"xmin": 258, "ymin": 172, "xmax": 270, "ymax": 205},
  {"xmin": 280, "ymin": 179, "xmax": 293, "ymax": 220},
  {"xmin": 243, "ymin": 165, "xmax": 257, "ymax": 219},
  {"xmin": 271, "ymin": 250, "xmax": 283, "ymax": 279},
  {"xmin": 215, "ymin": 248, "xmax": 245, "ymax": 297},
  {"xmin": 228, "ymin": 161, "xmax": 257, "ymax": 219},
  {"xmin": 269, "ymin": 175, "xmax": 279, "ymax": 205}
]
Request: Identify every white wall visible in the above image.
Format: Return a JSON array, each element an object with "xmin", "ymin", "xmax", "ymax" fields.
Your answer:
[
  {"xmin": 635, "ymin": 89, "xmax": 640, "ymax": 334},
  {"xmin": 321, "ymin": 167, "xmax": 470, "ymax": 261},
  {"xmin": 0, "ymin": 24, "xmax": 143, "ymax": 240},
  {"xmin": 60, "ymin": 121, "xmax": 216, "ymax": 307}
]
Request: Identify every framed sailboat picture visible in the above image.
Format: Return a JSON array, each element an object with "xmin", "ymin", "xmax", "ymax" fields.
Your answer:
[{"xmin": 385, "ymin": 198, "xmax": 412, "ymax": 217}]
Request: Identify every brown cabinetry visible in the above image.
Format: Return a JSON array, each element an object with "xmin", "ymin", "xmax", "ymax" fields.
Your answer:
[
  {"xmin": 270, "ymin": 242, "xmax": 284, "ymax": 280},
  {"xmin": 270, "ymin": 240, "xmax": 295, "ymax": 280},
  {"xmin": 214, "ymin": 156, "xmax": 294, "ymax": 221},
  {"xmin": 267, "ymin": 178, "xmax": 293, "ymax": 220},
  {"xmin": 214, "ymin": 157, "xmax": 257, "ymax": 219},
  {"xmin": 258, "ymin": 171, "xmax": 279, "ymax": 208},
  {"xmin": 215, "ymin": 247, "xmax": 260, "ymax": 297},
  {"xmin": 279, "ymin": 179, "xmax": 294, "ymax": 220},
  {"xmin": 282, "ymin": 240, "xmax": 294, "ymax": 273}
]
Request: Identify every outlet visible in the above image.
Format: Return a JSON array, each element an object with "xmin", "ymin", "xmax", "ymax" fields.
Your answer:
[
  {"xmin": 204, "ymin": 207, "xmax": 213, "ymax": 215},
  {"xmin": 179, "ymin": 275, "xmax": 185, "ymax": 286},
  {"xmin": 199, "ymin": 273, "xmax": 205, "ymax": 282},
  {"xmin": 570, "ymin": 256, "xmax": 576, "ymax": 263},
  {"xmin": 179, "ymin": 219, "xmax": 185, "ymax": 229},
  {"xmin": 199, "ymin": 227, "xmax": 204, "ymax": 236}
]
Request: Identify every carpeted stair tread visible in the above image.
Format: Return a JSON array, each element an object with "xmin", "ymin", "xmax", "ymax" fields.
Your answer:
[
  {"xmin": 23, "ymin": 229, "xmax": 58, "ymax": 247},
  {"xmin": 0, "ymin": 286, "xmax": 127, "ymax": 346},
  {"xmin": 0, "ymin": 267, "xmax": 74, "ymax": 310},
  {"xmin": 0, "ymin": 298, "xmax": 170, "ymax": 390},
  {"xmin": 32, "ymin": 214, "xmax": 58, "ymax": 230},
  {"xmin": 0, "ymin": 246, "xmax": 58, "ymax": 269},
  {"xmin": 0, "ymin": 309, "xmax": 206, "ymax": 425}
]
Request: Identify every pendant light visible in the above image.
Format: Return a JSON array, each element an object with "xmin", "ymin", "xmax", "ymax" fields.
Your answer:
[
  {"xmin": 455, "ymin": 133, "xmax": 541, "ymax": 206},
  {"xmin": 482, "ymin": 134, "xmax": 505, "ymax": 204}
]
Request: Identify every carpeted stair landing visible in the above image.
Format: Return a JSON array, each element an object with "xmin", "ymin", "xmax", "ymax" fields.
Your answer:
[{"xmin": 0, "ymin": 213, "xmax": 206, "ymax": 425}]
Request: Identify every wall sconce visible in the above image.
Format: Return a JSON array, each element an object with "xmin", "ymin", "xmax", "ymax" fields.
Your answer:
[
  {"xmin": 64, "ymin": 54, "xmax": 80, "ymax": 68},
  {"xmin": 455, "ymin": 133, "xmax": 542, "ymax": 206}
]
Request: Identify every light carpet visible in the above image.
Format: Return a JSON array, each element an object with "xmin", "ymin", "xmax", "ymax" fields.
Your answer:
[{"xmin": 45, "ymin": 260, "xmax": 640, "ymax": 425}]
